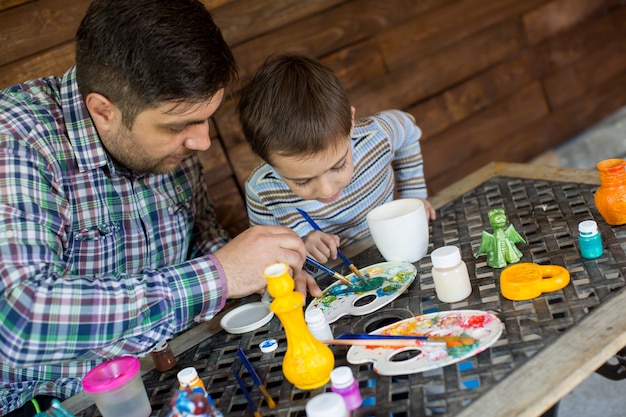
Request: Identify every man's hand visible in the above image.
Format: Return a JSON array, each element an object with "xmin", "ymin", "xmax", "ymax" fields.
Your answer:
[{"xmin": 214, "ymin": 225, "xmax": 322, "ymax": 299}]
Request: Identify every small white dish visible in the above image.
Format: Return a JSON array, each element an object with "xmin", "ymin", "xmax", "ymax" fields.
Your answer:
[{"xmin": 220, "ymin": 302, "xmax": 274, "ymax": 334}]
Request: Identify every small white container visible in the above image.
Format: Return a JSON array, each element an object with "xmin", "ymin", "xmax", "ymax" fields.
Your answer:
[
  {"xmin": 431, "ymin": 246, "xmax": 472, "ymax": 303},
  {"xmin": 305, "ymin": 307, "xmax": 333, "ymax": 342},
  {"xmin": 305, "ymin": 392, "xmax": 349, "ymax": 417}
]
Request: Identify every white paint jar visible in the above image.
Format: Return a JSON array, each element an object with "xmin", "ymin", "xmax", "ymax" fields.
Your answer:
[{"xmin": 431, "ymin": 246, "xmax": 472, "ymax": 303}]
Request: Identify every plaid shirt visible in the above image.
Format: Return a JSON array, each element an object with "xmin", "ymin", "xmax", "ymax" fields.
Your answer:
[{"xmin": 0, "ymin": 67, "xmax": 230, "ymax": 414}]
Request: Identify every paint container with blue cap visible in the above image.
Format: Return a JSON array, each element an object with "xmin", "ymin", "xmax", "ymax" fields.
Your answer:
[{"xmin": 259, "ymin": 339, "xmax": 278, "ymax": 353}]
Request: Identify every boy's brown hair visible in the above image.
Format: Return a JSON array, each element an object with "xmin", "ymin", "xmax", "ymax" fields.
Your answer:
[{"xmin": 238, "ymin": 54, "xmax": 352, "ymax": 164}]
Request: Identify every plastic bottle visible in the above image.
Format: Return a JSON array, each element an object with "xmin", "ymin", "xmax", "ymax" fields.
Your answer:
[
  {"xmin": 431, "ymin": 246, "xmax": 472, "ymax": 303},
  {"xmin": 578, "ymin": 220, "xmax": 603, "ymax": 259},
  {"xmin": 177, "ymin": 367, "xmax": 207, "ymax": 395},
  {"xmin": 177, "ymin": 367, "xmax": 224, "ymax": 417},
  {"xmin": 305, "ymin": 392, "xmax": 349, "ymax": 417},
  {"xmin": 305, "ymin": 307, "xmax": 334, "ymax": 343},
  {"xmin": 167, "ymin": 389, "xmax": 221, "ymax": 417},
  {"xmin": 330, "ymin": 366, "xmax": 362, "ymax": 411}
]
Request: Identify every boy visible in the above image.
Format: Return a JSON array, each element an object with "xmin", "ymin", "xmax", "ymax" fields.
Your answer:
[{"xmin": 238, "ymin": 54, "xmax": 435, "ymax": 263}]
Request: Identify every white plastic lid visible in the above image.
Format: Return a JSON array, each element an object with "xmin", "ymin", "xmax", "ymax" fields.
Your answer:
[
  {"xmin": 305, "ymin": 392, "xmax": 348, "ymax": 417},
  {"xmin": 177, "ymin": 367, "xmax": 198, "ymax": 384},
  {"xmin": 259, "ymin": 339, "xmax": 278, "ymax": 353},
  {"xmin": 431, "ymin": 246, "xmax": 462, "ymax": 269},
  {"xmin": 305, "ymin": 307, "xmax": 325, "ymax": 325},
  {"xmin": 330, "ymin": 366, "xmax": 355, "ymax": 389},
  {"xmin": 578, "ymin": 220, "xmax": 598, "ymax": 234},
  {"xmin": 153, "ymin": 339, "xmax": 169, "ymax": 352},
  {"xmin": 219, "ymin": 302, "xmax": 274, "ymax": 334}
]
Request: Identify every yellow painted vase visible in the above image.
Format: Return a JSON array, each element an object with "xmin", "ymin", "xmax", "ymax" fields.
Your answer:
[
  {"xmin": 264, "ymin": 263, "xmax": 334, "ymax": 390},
  {"xmin": 594, "ymin": 158, "xmax": 626, "ymax": 225}
]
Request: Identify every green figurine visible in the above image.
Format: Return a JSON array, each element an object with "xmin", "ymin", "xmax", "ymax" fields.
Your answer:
[{"xmin": 475, "ymin": 208, "xmax": 525, "ymax": 268}]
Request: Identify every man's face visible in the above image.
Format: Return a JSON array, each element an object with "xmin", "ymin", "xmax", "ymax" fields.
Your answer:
[
  {"xmin": 271, "ymin": 138, "xmax": 355, "ymax": 203},
  {"xmin": 100, "ymin": 89, "xmax": 224, "ymax": 174}
]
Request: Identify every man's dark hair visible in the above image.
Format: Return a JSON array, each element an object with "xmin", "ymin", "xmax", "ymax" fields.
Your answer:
[{"xmin": 75, "ymin": 0, "xmax": 237, "ymax": 127}]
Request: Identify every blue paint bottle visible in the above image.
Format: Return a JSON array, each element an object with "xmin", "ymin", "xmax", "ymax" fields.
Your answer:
[{"xmin": 578, "ymin": 220, "xmax": 603, "ymax": 259}]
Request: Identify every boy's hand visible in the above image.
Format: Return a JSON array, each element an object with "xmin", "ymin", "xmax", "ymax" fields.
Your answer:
[
  {"xmin": 303, "ymin": 231, "xmax": 341, "ymax": 263},
  {"xmin": 421, "ymin": 198, "xmax": 437, "ymax": 221}
]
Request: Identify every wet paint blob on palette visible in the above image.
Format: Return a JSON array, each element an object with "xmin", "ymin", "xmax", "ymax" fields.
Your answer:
[
  {"xmin": 305, "ymin": 262, "xmax": 417, "ymax": 324},
  {"xmin": 346, "ymin": 310, "xmax": 503, "ymax": 376}
]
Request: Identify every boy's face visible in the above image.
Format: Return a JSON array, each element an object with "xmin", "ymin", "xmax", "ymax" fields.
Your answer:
[{"xmin": 271, "ymin": 137, "xmax": 354, "ymax": 203}]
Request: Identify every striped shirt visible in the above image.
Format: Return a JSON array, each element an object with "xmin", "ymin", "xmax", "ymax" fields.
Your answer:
[
  {"xmin": 0, "ymin": 67, "xmax": 229, "ymax": 414},
  {"xmin": 246, "ymin": 110, "xmax": 427, "ymax": 246}
]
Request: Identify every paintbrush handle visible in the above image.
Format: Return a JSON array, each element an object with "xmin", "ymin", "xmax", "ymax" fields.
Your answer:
[
  {"xmin": 233, "ymin": 370, "xmax": 262, "ymax": 417},
  {"xmin": 337, "ymin": 333, "xmax": 429, "ymax": 341},
  {"xmin": 305, "ymin": 256, "xmax": 351, "ymax": 285},
  {"xmin": 321, "ymin": 339, "xmax": 440, "ymax": 347},
  {"xmin": 237, "ymin": 349, "xmax": 277, "ymax": 409},
  {"xmin": 258, "ymin": 385, "xmax": 276, "ymax": 409},
  {"xmin": 297, "ymin": 209, "xmax": 362, "ymax": 276}
]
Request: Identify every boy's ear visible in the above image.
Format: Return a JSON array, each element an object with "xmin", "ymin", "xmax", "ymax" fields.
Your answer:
[
  {"xmin": 85, "ymin": 93, "xmax": 120, "ymax": 132},
  {"xmin": 351, "ymin": 106, "xmax": 356, "ymax": 119}
]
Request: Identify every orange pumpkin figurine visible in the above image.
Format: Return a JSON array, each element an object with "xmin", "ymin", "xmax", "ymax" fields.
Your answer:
[{"xmin": 594, "ymin": 158, "xmax": 626, "ymax": 225}]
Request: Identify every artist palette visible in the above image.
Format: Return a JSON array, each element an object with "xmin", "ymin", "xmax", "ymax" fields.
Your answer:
[
  {"xmin": 346, "ymin": 310, "xmax": 503, "ymax": 375},
  {"xmin": 305, "ymin": 261, "xmax": 416, "ymax": 324}
]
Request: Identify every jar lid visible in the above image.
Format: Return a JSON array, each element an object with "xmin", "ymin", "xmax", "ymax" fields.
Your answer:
[
  {"xmin": 330, "ymin": 366, "xmax": 355, "ymax": 388},
  {"xmin": 305, "ymin": 307, "xmax": 325, "ymax": 325},
  {"xmin": 431, "ymin": 246, "xmax": 461, "ymax": 269},
  {"xmin": 305, "ymin": 392, "xmax": 348, "ymax": 417},
  {"xmin": 578, "ymin": 220, "xmax": 598, "ymax": 234},
  {"xmin": 152, "ymin": 339, "xmax": 169, "ymax": 352},
  {"xmin": 82, "ymin": 356, "xmax": 140, "ymax": 393},
  {"xmin": 259, "ymin": 339, "xmax": 278, "ymax": 353},
  {"xmin": 177, "ymin": 367, "xmax": 199, "ymax": 384}
]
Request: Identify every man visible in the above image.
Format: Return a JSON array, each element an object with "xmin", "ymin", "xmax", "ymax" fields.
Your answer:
[{"xmin": 0, "ymin": 1, "xmax": 321, "ymax": 415}]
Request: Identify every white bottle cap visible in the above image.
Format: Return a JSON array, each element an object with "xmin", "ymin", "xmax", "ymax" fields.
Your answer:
[
  {"xmin": 259, "ymin": 339, "xmax": 278, "ymax": 353},
  {"xmin": 330, "ymin": 366, "xmax": 355, "ymax": 389},
  {"xmin": 177, "ymin": 367, "xmax": 198, "ymax": 384},
  {"xmin": 578, "ymin": 220, "xmax": 598, "ymax": 234},
  {"xmin": 305, "ymin": 392, "xmax": 348, "ymax": 417},
  {"xmin": 305, "ymin": 308, "xmax": 325, "ymax": 325},
  {"xmin": 431, "ymin": 246, "xmax": 462, "ymax": 269}
]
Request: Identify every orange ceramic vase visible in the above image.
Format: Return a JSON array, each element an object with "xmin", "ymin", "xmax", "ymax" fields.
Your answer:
[
  {"xmin": 594, "ymin": 158, "xmax": 626, "ymax": 225},
  {"xmin": 264, "ymin": 263, "xmax": 334, "ymax": 390}
]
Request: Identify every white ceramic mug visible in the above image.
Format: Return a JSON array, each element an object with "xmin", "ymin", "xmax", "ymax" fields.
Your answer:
[{"xmin": 366, "ymin": 198, "xmax": 429, "ymax": 263}]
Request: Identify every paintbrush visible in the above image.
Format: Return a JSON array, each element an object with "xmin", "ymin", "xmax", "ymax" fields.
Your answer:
[
  {"xmin": 305, "ymin": 256, "xmax": 352, "ymax": 285},
  {"xmin": 335, "ymin": 333, "xmax": 476, "ymax": 348},
  {"xmin": 321, "ymin": 338, "xmax": 446, "ymax": 347},
  {"xmin": 297, "ymin": 208, "xmax": 365, "ymax": 279},
  {"xmin": 233, "ymin": 370, "xmax": 262, "ymax": 417},
  {"xmin": 237, "ymin": 348, "xmax": 276, "ymax": 409}
]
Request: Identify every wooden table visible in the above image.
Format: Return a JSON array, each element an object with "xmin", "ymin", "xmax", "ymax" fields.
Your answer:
[{"xmin": 64, "ymin": 162, "xmax": 626, "ymax": 417}]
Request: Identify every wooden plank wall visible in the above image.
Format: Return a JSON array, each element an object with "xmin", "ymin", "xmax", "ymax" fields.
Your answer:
[{"xmin": 2, "ymin": 0, "xmax": 626, "ymax": 238}]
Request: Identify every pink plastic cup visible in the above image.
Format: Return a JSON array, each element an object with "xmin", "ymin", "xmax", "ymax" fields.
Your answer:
[{"xmin": 82, "ymin": 356, "xmax": 152, "ymax": 417}]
